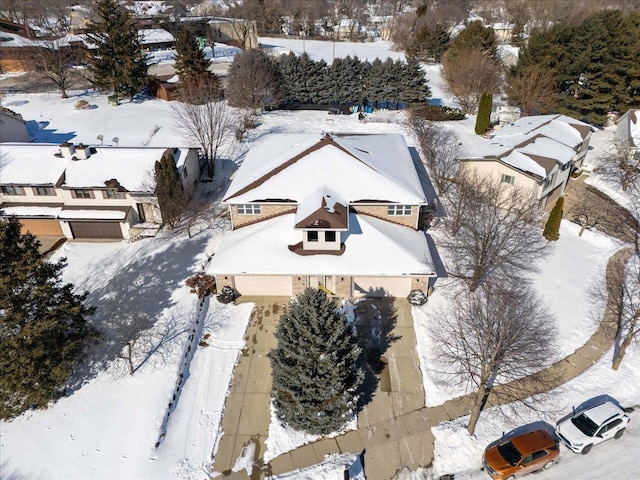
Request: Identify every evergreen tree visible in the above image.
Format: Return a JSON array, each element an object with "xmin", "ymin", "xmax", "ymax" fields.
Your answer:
[
  {"xmin": 475, "ymin": 93, "xmax": 492, "ymax": 135},
  {"xmin": 154, "ymin": 150, "xmax": 186, "ymax": 229},
  {"xmin": 543, "ymin": 196, "xmax": 564, "ymax": 241},
  {"xmin": 447, "ymin": 20, "xmax": 497, "ymax": 59},
  {"xmin": 174, "ymin": 28, "xmax": 211, "ymax": 82},
  {"xmin": 518, "ymin": 10, "xmax": 640, "ymax": 125},
  {"xmin": 86, "ymin": 0, "xmax": 148, "ymax": 100},
  {"xmin": 269, "ymin": 289, "xmax": 364, "ymax": 435},
  {"xmin": 408, "ymin": 22, "xmax": 451, "ymax": 62},
  {"xmin": 0, "ymin": 217, "xmax": 96, "ymax": 419}
]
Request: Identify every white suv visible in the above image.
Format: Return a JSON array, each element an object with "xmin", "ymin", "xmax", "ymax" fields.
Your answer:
[{"xmin": 555, "ymin": 400, "xmax": 630, "ymax": 454}]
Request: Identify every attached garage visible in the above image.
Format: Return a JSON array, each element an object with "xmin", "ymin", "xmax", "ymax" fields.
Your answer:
[
  {"xmin": 20, "ymin": 218, "xmax": 63, "ymax": 236},
  {"xmin": 353, "ymin": 276, "xmax": 412, "ymax": 297},
  {"xmin": 233, "ymin": 275, "xmax": 293, "ymax": 296},
  {"xmin": 69, "ymin": 221, "xmax": 123, "ymax": 240}
]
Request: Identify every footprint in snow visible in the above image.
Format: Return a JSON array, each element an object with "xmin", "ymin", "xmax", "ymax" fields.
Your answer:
[{"xmin": 70, "ymin": 434, "xmax": 75, "ymax": 441}]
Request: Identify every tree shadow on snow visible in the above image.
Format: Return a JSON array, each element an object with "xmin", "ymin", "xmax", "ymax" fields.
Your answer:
[
  {"xmin": 352, "ymin": 294, "xmax": 400, "ymax": 410},
  {"xmin": 67, "ymin": 235, "xmax": 210, "ymax": 393}
]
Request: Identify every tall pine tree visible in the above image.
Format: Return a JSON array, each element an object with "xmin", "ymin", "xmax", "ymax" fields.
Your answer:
[
  {"xmin": 154, "ymin": 150, "xmax": 186, "ymax": 230},
  {"xmin": 174, "ymin": 28, "xmax": 211, "ymax": 82},
  {"xmin": 269, "ymin": 289, "xmax": 364, "ymax": 435},
  {"xmin": 0, "ymin": 217, "xmax": 96, "ymax": 419},
  {"xmin": 86, "ymin": 0, "xmax": 148, "ymax": 100}
]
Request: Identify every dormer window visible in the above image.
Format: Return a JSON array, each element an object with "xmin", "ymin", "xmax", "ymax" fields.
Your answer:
[
  {"xmin": 388, "ymin": 205, "xmax": 412, "ymax": 216},
  {"xmin": 237, "ymin": 204, "xmax": 261, "ymax": 215}
]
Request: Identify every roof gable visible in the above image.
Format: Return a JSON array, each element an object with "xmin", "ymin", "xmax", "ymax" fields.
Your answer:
[{"xmin": 225, "ymin": 133, "xmax": 426, "ymax": 205}]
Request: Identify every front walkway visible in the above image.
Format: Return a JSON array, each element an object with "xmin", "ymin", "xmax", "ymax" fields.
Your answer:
[{"xmin": 212, "ymin": 247, "xmax": 630, "ymax": 479}]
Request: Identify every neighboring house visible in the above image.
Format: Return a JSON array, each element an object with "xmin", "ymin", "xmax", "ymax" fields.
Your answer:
[
  {"xmin": 0, "ymin": 143, "xmax": 199, "ymax": 240},
  {"xmin": 139, "ymin": 28, "xmax": 175, "ymax": 51},
  {"xmin": 0, "ymin": 109, "xmax": 29, "ymax": 143},
  {"xmin": 461, "ymin": 114, "xmax": 595, "ymax": 208},
  {"xmin": 207, "ymin": 133, "xmax": 438, "ymax": 298},
  {"xmin": 614, "ymin": 109, "xmax": 640, "ymax": 155}
]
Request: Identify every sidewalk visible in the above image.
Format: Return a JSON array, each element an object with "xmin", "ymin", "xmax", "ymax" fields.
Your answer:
[{"xmin": 212, "ymin": 247, "xmax": 630, "ymax": 479}]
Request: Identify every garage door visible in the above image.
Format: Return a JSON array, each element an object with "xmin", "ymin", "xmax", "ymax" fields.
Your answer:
[
  {"xmin": 69, "ymin": 221, "xmax": 123, "ymax": 239},
  {"xmin": 353, "ymin": 277, "xmax": 412, "ymax": 297},
  {"xmin": 20, "ymin": 218, "xmax": 63, "ymax": 236},
  {"xmin": 233, "ymin": 275, "xmax": 293, "ymax": 296}
]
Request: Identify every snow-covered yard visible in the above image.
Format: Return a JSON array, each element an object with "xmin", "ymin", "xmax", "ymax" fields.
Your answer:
[{"xmin": 2, "ymin": 36, "xmax": 640, "ymax": 480}]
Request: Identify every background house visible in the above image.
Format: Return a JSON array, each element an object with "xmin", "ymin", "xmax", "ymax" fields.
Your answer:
[
  {"xmin": 461, "ymin": 114, "xmax": 595, "ymax": 208},
  {"xmin": 0, "ymin": 143, "xmax": 199, "ymax": 240},
  {"xmin": 208, "ymin": 132, "xmax": 438, "ymax": 298}
]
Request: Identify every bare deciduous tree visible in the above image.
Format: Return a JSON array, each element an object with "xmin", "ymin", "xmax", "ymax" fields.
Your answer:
[
  {"xmin": 444, "ymin": 172, "xmax": 548, "ymax": 292},
  {"xmin": 410, "ymin": 116, "xmax": 463, "ymax": 197},
  {"xmin": 111, "ymin": 312, "xmax": 155, "ymax": 376},
  {"xmin": 225, "ymin": 49, "xmax": 280, "ymax": 111},
  {"xmin": 171, "ymin": 79, "xmax": 236, "ymax": 178},
  {"xmin": 441, "ymin": 47, "xmax": 502, "ymax": 114},
  {"xmin": 22, "ymin": 40, "xmax": 78, "ymax": 98},
  {"xmin": 591, "ymin": 249, "xmax": 639, "ymax": 371},
  {"xmin": 568, "ymin": 190, "xmax": 608, "ymax": 236},
  {"xmin": 505, "ymin": 64, "xmax": 558, "ymax": 116},
  {"xmin": 430, "ymin": 280, "xmax": 557, "ymax": 434},
  {"xmin": 595, "ymin": 140, "xmax": 640, "ymax": 192}
]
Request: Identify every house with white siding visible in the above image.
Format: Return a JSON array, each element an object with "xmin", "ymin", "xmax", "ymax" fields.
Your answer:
[
  {"xmin": 207, "ymin": 132, "xmax": 438, "ymax": 298},
  {"xmin": 0, "ymin": 143, "xmax": 199, "ymax": 240}
]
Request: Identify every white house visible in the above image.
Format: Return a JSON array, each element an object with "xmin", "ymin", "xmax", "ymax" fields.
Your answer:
[
  {"xmin": 0, "ymin": 143, "xmax": 199, "ymax": 240},
  {"xmin": 461, "ymin": 114, "xmax": 595, "ymax": 208},
  {"xmin": 207, "ymin": 133, "xmax": 438, "ymax": 298}
]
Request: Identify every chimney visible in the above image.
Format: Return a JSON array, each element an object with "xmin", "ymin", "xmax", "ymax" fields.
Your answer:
[
  {"xmin": 75, "ymin": 144, "xmax": 91, "ymax": 159},
  {"xmin": 60, "ymin": 142, "xmax": 75, "ymax": 157}
]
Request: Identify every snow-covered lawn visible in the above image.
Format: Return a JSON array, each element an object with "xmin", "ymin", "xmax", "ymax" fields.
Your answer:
[
  {"xmin": 414, "ymin": 220, "xmax": 622, "ymax": 406},
  {"xmin": 0, "ymin": 233, "xmax": 253, "ymax": 480}
]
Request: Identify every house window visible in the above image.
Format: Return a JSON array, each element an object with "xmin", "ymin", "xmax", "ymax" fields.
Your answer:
[
  {"xmin": 501, "ymin": 174, "xmax": 515, "ymax": 185},
  {"xmin": 34, "ymin": 186, "xmax": 55, "ymax": 196},
  {"xmin": 103, "ymin": 189, "xmax": 124, "ymax": 199},
  {"xmin": 237, "ymin": 204, "xmax": 261, "ymax": 215},
  {"xmin": 1, "ymin": 186, "xmax": 25, "ymax": 195},
  {"xmin": 73, "ymin": 189, "xmax": 92, "ymax": 199},
  {"xmin": 387, "ymin": 205, "xmax": 412, "ymax": 216},
  {"xmin": 307, "ymin": 231, "xmax": 319, "ymax": 242},
  {"xmin": 543, "ymin": 172, "xmax": 556, "ymax": 189},
  {"xmin": 325, "ymin": 231, "xmax": 336, "ymax": 242}
]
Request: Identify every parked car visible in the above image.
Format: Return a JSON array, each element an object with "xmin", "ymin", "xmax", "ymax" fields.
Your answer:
[
  {"xmin": 555, "ymin": 400, "xmax": 630, "ymax": 454},
  {"xmin": 482, "ymin": 429, "xmax": 559, "ymax": 479}
]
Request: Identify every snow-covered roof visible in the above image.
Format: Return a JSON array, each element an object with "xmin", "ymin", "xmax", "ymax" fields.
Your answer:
[
  {"xmin": 0, "ymin": 143, "xmax": 69, "ymax": 185},
  {"xmin": 208, "ymin": 213, "xmax": 435, "ymax": 276},
  {"xmin": 0, "ymin": 206, "xmax": 62, "ymax": 217},
  {"xmin": 63, "ymin": 146, "xmax": 168, "ymax": 191},
  {"xmin": 1, "ymin": 144, "xmax": 190, "ymax": 192},
  {"xmin": 224, "ymin": 133, "xmax": 427, "ymax": 205},
  {"xmin": 139, "ymin": 28, "xmax": 174, "ymax": 44},
  {"xmin": 467, "ymin": 133, "xmax": 576, "ymax": 179},
  {"xmin": 58, "ymin": 209, "xmax": 127, "ymax": 220},
  {"xmin": 490, "ymin": 114, "xmax": 594, "ymax": 150}
]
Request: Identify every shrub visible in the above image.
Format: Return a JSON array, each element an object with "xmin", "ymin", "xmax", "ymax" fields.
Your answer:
[
  {"xmin": 475, "ymin": 93, "xmax": 492, "ymax": 135},
  {"xmin": 407, "ymin": 289, "xmax": 428, "ymax": 306},
  {"xmin": 543, "ymin": 196, "xmax": 564, "ymax": 241},
  {"xmin": 185, "ymin": 272, "xmax": 216, "ymax": 298},
  {"xmin": 217, "ymin": 285, "xmax": 240, "ymax": 304},
  {"xmin": 411, "ymin": 104, "xmax": 465, "ymax": 122}
]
